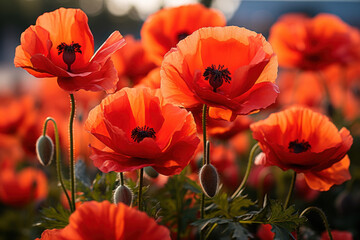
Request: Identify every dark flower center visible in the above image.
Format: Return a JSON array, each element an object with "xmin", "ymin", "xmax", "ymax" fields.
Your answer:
[
  {"xmin": 288, "ymin": 139, "xmax": 311, "ymax": 153},
  {"xmin": 131, "ymin": 126, "xmax": 156, "ymax": 143},
  {"xmin": 203, "ymin": 64, "xmax": 231, "ymax": 92},
  {"xmin": 177, "ymin": 32, "xmax": 189, "ymax": 42},
  {"xmin": 57, "ymin": 42, "xmax": 82, "ymax": 71}
]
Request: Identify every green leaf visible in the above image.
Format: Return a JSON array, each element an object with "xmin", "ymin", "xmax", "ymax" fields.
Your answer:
[{"xmin": 37, "ymin": 205, "xmax": 70, "ymax": 229}]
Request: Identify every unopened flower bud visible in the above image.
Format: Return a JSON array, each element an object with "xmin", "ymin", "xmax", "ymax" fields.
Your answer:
[
  {"xmin": 36, "ymin": 135, "xmax": 54, "ymax": 166},
  {"xmin": 144, "ymin": 166, "xmax": 159, "ymax": 178},
  {"xmin": 113, "ymin": 185, "xmax": 133, "ymax": 206},
  {"xmin": 199, "ymin": 164, "xmax": 219, "ymax": 198}
]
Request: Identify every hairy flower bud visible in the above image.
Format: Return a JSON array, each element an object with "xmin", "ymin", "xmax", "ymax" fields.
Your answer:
[
  {"xmin": 36, "ymin": 135, "xmax": 54, "ymax": 166},
  {"xmin": 113, "ymin": 185, "xmax": 133, "ymax": 206},
  {"xmin": 144, "ymin": 166, "xmax": 159, "ymax": 178},
  {"xmin": 199, "ymin": 164, "xmax": 219, "ymax": 198}
]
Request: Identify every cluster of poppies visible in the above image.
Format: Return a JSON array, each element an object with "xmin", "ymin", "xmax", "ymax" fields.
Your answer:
[{"xmin": 2, "ymin": 3, "xmax": 359, "ymax": 239}]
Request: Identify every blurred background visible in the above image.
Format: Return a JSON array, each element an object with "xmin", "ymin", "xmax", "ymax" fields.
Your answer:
[{"xmin": 1, "ymin": 0, "xmax": 360, "ymax": 239}]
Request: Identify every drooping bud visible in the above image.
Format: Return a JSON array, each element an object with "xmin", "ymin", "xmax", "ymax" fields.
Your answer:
[
  {"xmin": 144, "ymin": 166, "xmax": 159, "ymax": 178},
  {"xmin": 36, "ymin": 135, "xmax": 54, "ymax": 166},
  {"xmin": 113, "ymin": 185, "xmax": 133, "ymax": 206},
  {"xmin": 199, "ymin": 164, "xmax": 219, "ymax": 198}
]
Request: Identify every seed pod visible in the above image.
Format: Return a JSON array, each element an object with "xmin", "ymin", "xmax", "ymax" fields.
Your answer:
[
  {"xmin": 36, "ymin": 135, "xmax": 54, "ymax": 166},
  {"xmin": 144, "ymin": 166, "xmax": 159, "ymax": 178},
  {"xmin": 199, "ymin": 164, "xmax": 219, "ymax": 198},
  {"xmin": 113, "ymin": 185, "xmax": 133, "ymax": 206}
]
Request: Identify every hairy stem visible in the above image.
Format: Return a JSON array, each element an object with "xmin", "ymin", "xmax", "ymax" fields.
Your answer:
[
  {"xmin": 284, "ymin": 171, "xmax": 296, "ymax": 209},
  {"xmin": 231, "ymin": 143, "xmax": 259, "ymax": 199},
  {"xmin": 138, "ymin": 168, "xmax": 144, "ymax": 211},
  {"xmin": 43, "ymin": 117, "xmax": 73, "ymax": 212},
  {"xmin": 300, "ymin": 206, "xmax": 333, "ymax": 240}
]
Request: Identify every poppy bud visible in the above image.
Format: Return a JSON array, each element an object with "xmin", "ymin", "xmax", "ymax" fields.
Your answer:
[
  {"xmin": 35, "ymin": 135, "xmax": 54, "ymax": 166},
  {"xmin": 199, "ymin": 164, "xmax": 219, "ymax": 198},
  {"xmin": 113, "ymin": 185, "xmax": 133, "ymax": 206},
  {"xmin": 144, "ymin": 166, "xmax": 159, "ymax": 178}
]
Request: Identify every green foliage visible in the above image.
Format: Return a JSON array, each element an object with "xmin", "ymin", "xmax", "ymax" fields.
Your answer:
[
  {"xmin": 156, "ymin": 170, "xmax": 200, "ymax": 239},
  {"xmin": 37, "ymin": 205, "xmax": 70, "ymax": 229},
  {"xmin": 239, "ymin": 199, "xmax": 306, "ymax": 239}
]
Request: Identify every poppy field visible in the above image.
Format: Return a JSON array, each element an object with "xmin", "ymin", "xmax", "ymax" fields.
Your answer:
[{"xmin": 1, "ymin": 1, "xmax": 360, "ymax": 240}]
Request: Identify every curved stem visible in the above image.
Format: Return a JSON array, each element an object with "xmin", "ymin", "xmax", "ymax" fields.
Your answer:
[
  {"xmin": 138, "ymin": 168, "xmax": 144, "ymax": 211},
  {"xmin": 231, "ymin": 143, "xmax": 259, "ymax": 199},
  {"xmin": 43, "ymin": 117, "xmax": 73, "ymax": 212},
  {"xmin": 284, "ymin": 171, "xmax": 296, "ymax": 209},
  {"xmin": 69, "ymin": 93, "xmax": 76, "ymax": 212},
  {"xmin": 300, "ymin": 207, "xmax": 333, "ymax": 240},
  {"xmin": 205, "ymin": 141, "xmax": 210, "ymax": 165}
]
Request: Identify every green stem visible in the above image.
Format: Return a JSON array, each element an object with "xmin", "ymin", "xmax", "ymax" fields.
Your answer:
[
  {"xmin": 300, "ymin": 207, "xmax": 333, "ymax": 240},
  {"xmin": 43, "ymin": 117, "xmax": 73, "ymax": 212},
  {"xmin": 205, "ymin": 141, "xmax": 210, "ymax": 165},
  {"xmin": 200, "ymin": 104, "xmax": 208, "ymax": 219},
  {"xmin": 138, "ymin": 168, "xmax": 144, "ymax": 211},
  {"xmin": 119, "ymin": 172, "xmax": 124, "ymax": 186},
  {"xmin": 284, "ymin": 171, "xmax": 296, "ymax": 209},
  {"xmin": 202, "ymin": 104, "xmax": 208, "ymax": 165},
  {"xmin": 69, "ymin": 93, "xmax": 76, "ymax": 212},
  {"xmin": 231, "ymin": 143, "xmax": 259, "ymax": 199}
]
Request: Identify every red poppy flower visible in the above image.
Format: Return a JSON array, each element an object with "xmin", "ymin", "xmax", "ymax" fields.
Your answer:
[
  {"xmin": 36, "ymin": 201, "xmax": 171, "ymax": 240},
  {"xmin": 269, "ymin": 13, "xmax": 360, "ymax": 70},
  {"xmin": 14, "ymin": 8, "xmax": 125, "ymax": 92},
  {"xmin": 321, "ymin": 230, "xmax": 353, "ymax": 240},
  {"xmin": 84, "ymin": 87, "xmax": 200, "ymax": 175},
  {"xmin": 161, "ymin": 26, "xmax": 279, "ymax": 121},
  {"xmin": 141, "ymin": 4, "xmax": 226, "ymax": 66},
  {"xmin": 0, "ymin": 160, "xmax": 48, "ymax": 207},
  {"xmin": 250, "ymin": 106, "xmax": 352, "ymax": 191},
  {"xmin": 111, "ymin": 35, "xmax": 157, "ymax": 90}
]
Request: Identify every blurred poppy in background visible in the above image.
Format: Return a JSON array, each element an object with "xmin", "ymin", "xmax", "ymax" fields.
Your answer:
[
  {"xmin": 0, "ymin": 159, "xmax": 48, "ymax": 207},
  {"xmin": 269, "ymin": 13, "xmax": 360, "ymax": 70},
  {"xmin": 141, "ymin": 3, "xmax": 226, "ymax": 66}
]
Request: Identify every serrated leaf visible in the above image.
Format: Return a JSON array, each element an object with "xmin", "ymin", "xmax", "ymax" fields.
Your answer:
[
  {"xmin": 271, "ymin": 225, "xmax": 296, "ymax": 240},
  {"xmin": 38, "ymin": 205, "xmax": 70, "ymax": 229}
]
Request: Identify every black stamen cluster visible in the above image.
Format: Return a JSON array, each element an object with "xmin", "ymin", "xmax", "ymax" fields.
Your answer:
[
  {"xmin": 203, "ymin": 64, "xmax": 231, "ymax": 92},
  {"xmin": 57, "ymin": 41, "xmax": 82, "ymax": 55},
  {"xmin": 131, "ymin": 126, "xmax": 156, "ymax": 143},
  {"xmin": 288, "ymin": 139, "xmax": 311, "ymax": 153}
]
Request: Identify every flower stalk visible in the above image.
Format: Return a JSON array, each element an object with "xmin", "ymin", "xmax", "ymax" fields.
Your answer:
[
  {"xmin": 43, "ymin": 117, "xmax": 73, "ymax": 212},
  {"xmin": 284, "ymin": 171, "xmax": 296, "ymax": 209},
  {"xmin": 138, "ymin": 168, "xmax": 144, "ymax": 211},
  {"xmin": 300, "ymin": 206, "xmax": 333, "ymax": 240},
  {"xmin": 69, "ymin": 93, "xmax": 76, "ymax": 212}
]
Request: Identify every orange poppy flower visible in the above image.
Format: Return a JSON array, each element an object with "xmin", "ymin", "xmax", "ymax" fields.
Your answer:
[
  {"xmin": 111, "ymin": 35, "xmax": 157, "ymax": 90},
  {"xmin": 14, "ymin": 8, "xmax": 125, "ymax": 92},
  {"xmin": 323, "ymin": 62, "xmax": 360, "ymax": 121},
  {"xmin": 269, "ymin": 13, "xmax": 360, "ymax": 70},
  {"xmin": 161, "ymin": 26, "xmax": 279, "ymax": 121},
  {"xmin": 250, "ymin": 106, "xmax": 352, "ymax": 191},
  {"xmin": 141, "ymin": 4, "xmax": 226, "ymax": 66},
  {"xmin": 36, "ymin": 201, "xmax": 171, "ymax": 240},
  {"xmin": 84, "ymin": 87, "xmax": 200, "ymax": 175},
  {"xmin": 0, "ymin": 160, "xmax": 48, "ymax": 207},
  {"xmin": 276, "ymin": 70, "xmax": 326, "ymax": 110},
  {"xmin": 135, "ymin": 67, "xmax": 161, "ymax": 89}
]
